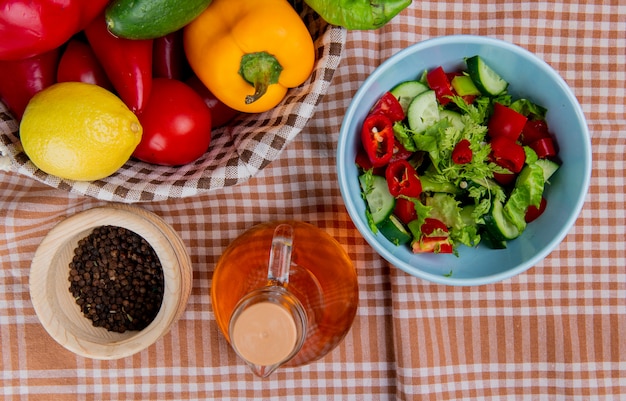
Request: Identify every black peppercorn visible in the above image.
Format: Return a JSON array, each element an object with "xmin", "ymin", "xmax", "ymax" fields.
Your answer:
[{"xmin": 68, "ymin": 225, "xmax": 164, "ymax": 333}]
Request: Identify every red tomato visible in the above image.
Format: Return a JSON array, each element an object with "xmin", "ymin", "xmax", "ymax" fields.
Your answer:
[
  {"xmin": 426, "ymin": 66, "xmax": 454, "ymax": 106},
  {"xmin": 186, "ymin": 75, "xmax": 239, "ymax": 128},
  {"xmin": 525, "ymin": 197, "xmax": 548, "ymax": 223},
  {"xmin": 520, "ymin": 119, "xmax": 550, "ymax": 145},
  {"xmin": 56, "ymin": 39, "xmax": 113, "ymax": 91},
  {"xmin": 488, "ymin": 102, "xmax": 527, "ymax": 141},
  {"xmin": 133, "ymin": 78, "xmax": 212, "ymax": 166}
]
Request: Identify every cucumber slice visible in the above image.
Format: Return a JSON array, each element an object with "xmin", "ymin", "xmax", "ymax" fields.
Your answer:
[
  {"xmin": 465, "ymin": 55, "xmax": 508, "ymax": 96},
  {"xmin": 407, "ymin": 90, "xmax": 439, "ymax": 133},
  {"xmin": 359, "ymin": 174, "xmax": 395, "ymax": 225},
  {"xmin": 390, "ymin": 80, "xmax": 429, "ymax": 114},
  {"xmin": 377, "ymin": 215, "xmax": 412, "ymax": 245},
  {"xmin": 439, "ymin": 109, "xmax": 465, "ymax": 131},
  {"xmin": 483, "ymin": 200, "xmax": 521, "ymax": 241},
  {"xmin": 535, "ymin": 158, "xmax": 560, "ymax": 181}
]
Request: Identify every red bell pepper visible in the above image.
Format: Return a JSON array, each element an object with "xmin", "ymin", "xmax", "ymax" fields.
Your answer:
[
  {"xmin": 451, "ymin": 139, "xmax": 472, "ymax": 164},
  {"xmin": 427, "ymin": 66, "xmax": 455, "ymax": 106},
  {"xmin": 56, "ymin": 39, "xmax": 113, "ymax": 91},
  {"xmin": 488, "ymin": 102, "xmax": 528, "ymax": 141},
  {"xmin": 361, "ymin": 113, "xmax": 394, "ymax": 168},
  {"xmin": 369, "ymin": 91, "xmax": 405, "ymax": 122},
  {"xmin": 393, "ymin": 198, "xmax": 417, "ymax": 225},
  {"xmin": 520, "ymin": 119, "xmax": 550, "ymax": 145},
  {"xmin": 529, "ymin": 137, "xmax": 557, "ymax": 159},
  {"xmin": 490, "ymin": 135, "xmax": 526, "ymax": 174},
  {"xmin": 0, "ymin": 0, "xmax": 108, "ymax": 61},
  {"xmin": 84, "ymin": 13, "xmax": 153, "ymax": 113},
  {"xmin": 412, "ymin": 218, "xmax": 453, "ymax": 254},
  {"xmin": 0, "ymin": 48, "xmax": 59, "ymax": 120},
  {"xmin": 385, "ymin": 159, "xmax": 422, "ymax": 198}
]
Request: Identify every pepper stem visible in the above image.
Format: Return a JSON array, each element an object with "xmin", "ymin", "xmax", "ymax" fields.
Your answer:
[{"xmin": 239, "ymin": 52, "xmax": 283, "ymax": 104}]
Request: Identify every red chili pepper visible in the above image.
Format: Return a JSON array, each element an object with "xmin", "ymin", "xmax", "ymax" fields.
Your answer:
[
  {"xmin": 56, "ymin": 39, "xmax": 113, "ymax": 91},
  {"xmin": 361, "ymin": 113, "xmax": 395, "ymax": 168},
  {"xmin": 451, "ymin": 139, "xmax": 473, "ymax": 164},
  {"xmin": 153, "ymin": 30, "xmax": 191, "ymax": 81},
  {"xmin": 0, "ymin": 48, "xmax": 59, "ymax": 120},
  {"xmin": 385, "ymin": 159, "xmax": 422, "ymax": 197},
  {"xmin": 393, "ymin": 198, "xmax": 417, "ymax": 225},
  {"xmin": 84, "ymin": 13, "xmax": 153, "ymax": 113},
  {"xmin": 520, "ymin": 119, "xmax": 550, "ymax": 145},
  {"xmin": 389, "ymin": 138, "xmax": 413, "ymax": 163},
  {"xmin": 488, "ymin": 102, "xmax": 528, "ymax": 141},
  {"xmin": 490, "ymin": 135, "xmax": 526, "ymax": 173},
  {"xmin": 529, "ymin": 137, "xmax": 557, "ymax": 159},
  {"xmin": 426, "ymin": 66, "xmax": 454, "ymax": 106},
  {"xmin": 369, "ymin": 91, "xmax": 405, "ymax": 122},
  {"xmin": 0, "ymin": 0, "xmax": 109, "ymax": 61},
  {"xmin": 525, "ymin": 197, "xmax": 547, "ymax": 223}
]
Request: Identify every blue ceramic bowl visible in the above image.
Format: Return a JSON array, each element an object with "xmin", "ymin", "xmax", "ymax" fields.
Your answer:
[{"xmin": 337, "ymin": 35, "xmax": 592, "ymax": 286}]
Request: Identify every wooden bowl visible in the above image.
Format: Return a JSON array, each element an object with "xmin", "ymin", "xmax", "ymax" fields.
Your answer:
[{"xmin": 29, "ymin": 205, "xmax": 192, "ymax": 359}]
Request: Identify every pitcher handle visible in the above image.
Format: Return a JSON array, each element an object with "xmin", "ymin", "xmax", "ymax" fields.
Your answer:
[{"xmin": 267, "ymin": 224, "xmax": 294, "ymax": 286}]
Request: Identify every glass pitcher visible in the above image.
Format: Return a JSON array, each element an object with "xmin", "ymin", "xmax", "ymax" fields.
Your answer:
[{"xmin": 211, "ymin": 221, "xmax": 359, "ymax": 377}]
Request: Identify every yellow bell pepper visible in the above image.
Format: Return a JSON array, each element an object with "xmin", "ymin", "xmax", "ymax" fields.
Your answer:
[{"xmin": 183, "ymin": 0, "xmax": 315, "ymax": 113}]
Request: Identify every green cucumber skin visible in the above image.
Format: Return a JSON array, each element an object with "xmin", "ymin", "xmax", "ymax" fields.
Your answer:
[{"xmin": 106, "ymin": 0, "xmax": 213, "ymax": 40}]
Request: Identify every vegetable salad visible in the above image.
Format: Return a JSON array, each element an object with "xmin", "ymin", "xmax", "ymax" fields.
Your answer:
[{"xmin": 357, "ymin": 55, "xmax": 560, "ymax": 255}]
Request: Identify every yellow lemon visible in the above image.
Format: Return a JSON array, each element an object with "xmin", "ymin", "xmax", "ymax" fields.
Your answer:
[{"xmin": 20, "ymin": 82, "xmax": 142, "ymax": 181}]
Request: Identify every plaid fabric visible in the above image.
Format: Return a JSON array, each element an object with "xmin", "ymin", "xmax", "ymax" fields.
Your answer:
[{"xmin": 1, "ymin": 0, "xmax": 625, "ymax": 400}]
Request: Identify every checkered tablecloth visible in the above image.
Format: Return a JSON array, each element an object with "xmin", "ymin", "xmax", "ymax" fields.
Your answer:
[{"xmin": 1, "ymin": 1, "xmax": 624, "ymax": 400}]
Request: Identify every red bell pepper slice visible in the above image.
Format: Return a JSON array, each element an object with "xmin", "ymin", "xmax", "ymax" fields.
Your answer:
[
  {"xmin": 0, "ymin": 48, "xmax": 59, "ymax": 120},
  {"xmin": 385, "ymin": 159, "xmax": 422, "ymax": 198},
  {"xmin": 529, "ymin": 137, "xmax": 557, "ymax": 159},
  {"xmin": 361, "ymin": 113, "xmax": 394, "ymax": 168},
  {"xmin": 427, "ymin": 66, "xmax": 454, "ymax": 106},
  {"xmin": 393, "ymin": 198, "xmax": 417, "ymax": 225},
  {"xmin": 369, "ymin": 91, "xmax": 405, "ymax": 122},
  {"xmin": 490, "ymin": 135, "xmax": 526, "ymax": 174},
  {"xmin": 84, "ymin": 12, "xmax": 153, "ymax": 113},
  {"xmin": 520, "ymin": 119, "xmax": 550, "ymax": 145},
  {"xmin": 413, "ymin": 218, "xmax": 453, "ymax": 254},
  {"xmin": 451, "ymin": 139, "xmax": 473, "ymax": 164},
  {"xmin": 488, "ymin": 102, "xmax": 528, "ymax": 141},
  {"xmin": 525, "ymin": 197, "xmax": 547, "ymax": 223}
]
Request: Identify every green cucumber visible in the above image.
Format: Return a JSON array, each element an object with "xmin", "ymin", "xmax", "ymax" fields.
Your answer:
[
  {"xmin": 483, "ymin": 200, "xmax": 521, "ymax": 241},
  {"xmin": 390, "ymin": 80, "xmax": 429, "ymax": 114},
  {"xmin": 377, "ymin": 215, "xmax": 412, "ymax": 245},
  {"xmin": 439, "ymin": 109, "xmax": 465, "ymax": 131},
  {"xmin": 359, "ymin": 174, "xmax": 395, "ymax": 225},
  {"xmin": 465, "ymin": 55, "xmax": 508, "ymax": 96},
  {"xmin": 535, "ymin": 158, "xmax": 560, "ymax": 181},
  {"xmin": 406, "ymin": 90, "xmax": 439, "ymax": 133},
  {"xmin": 106, "ymin": 0, "xmax": 212, "ymax": 39}
]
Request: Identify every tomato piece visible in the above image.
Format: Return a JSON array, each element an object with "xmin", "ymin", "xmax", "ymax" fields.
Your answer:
[
  {"xmin": 488, "ymin": 102, "xmax": 528, "ymax": 141},
  {"xmin": 393, "ymin": 198, "xmax": 418, "ymax": 225},
  {"xmin": 427, "ymin": 66, "xmax": 454, "ymax": 106},
  {"xmin": 525, "ymin": 197, "xmax": 548, "ymax": 223},
  {"xmin": 520, "ymin": 119, "xmax": 550, "ymax": 145},
  {"xmin": 421, "ymin": 218, "xmax": 449, "ymax": 237},
  {"xmin": 385, "ymin": 159, "xmax": 422, "ymax": 198},
  {"xmin": 370, "ymin": 91, "xmax": 405, "ymax": 122},
  {"xmin": 529, "ymin": 137, "xmax": 557, "ymax": 159},
  {"xmin": 493, "ymin": 170, "xmax": 517, "ymax": 186},
  {"xmin": 412, "ymin": 236, "xmax": 453, "ymax": 254},
  {"xmin": 490, "ymin": 135, "xmax": 526, "ymax": 173},
  {"xmin": 451, "ymin": 139, "xmax": 472, "ymax": 164},
  {"xmin": 361, "ymin": 113, "xmax": 395, "ymax": 168},
  {"xmin": 56, "ymin": 39, "xmax": 113, "ymax": 91},
  {"xmin": 186, "ymin": 75, "xmax": 239, "ymax": 128},
  {"xmin": 133, "ymin": 78, "xmax": 212, "ymax": 166}
]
